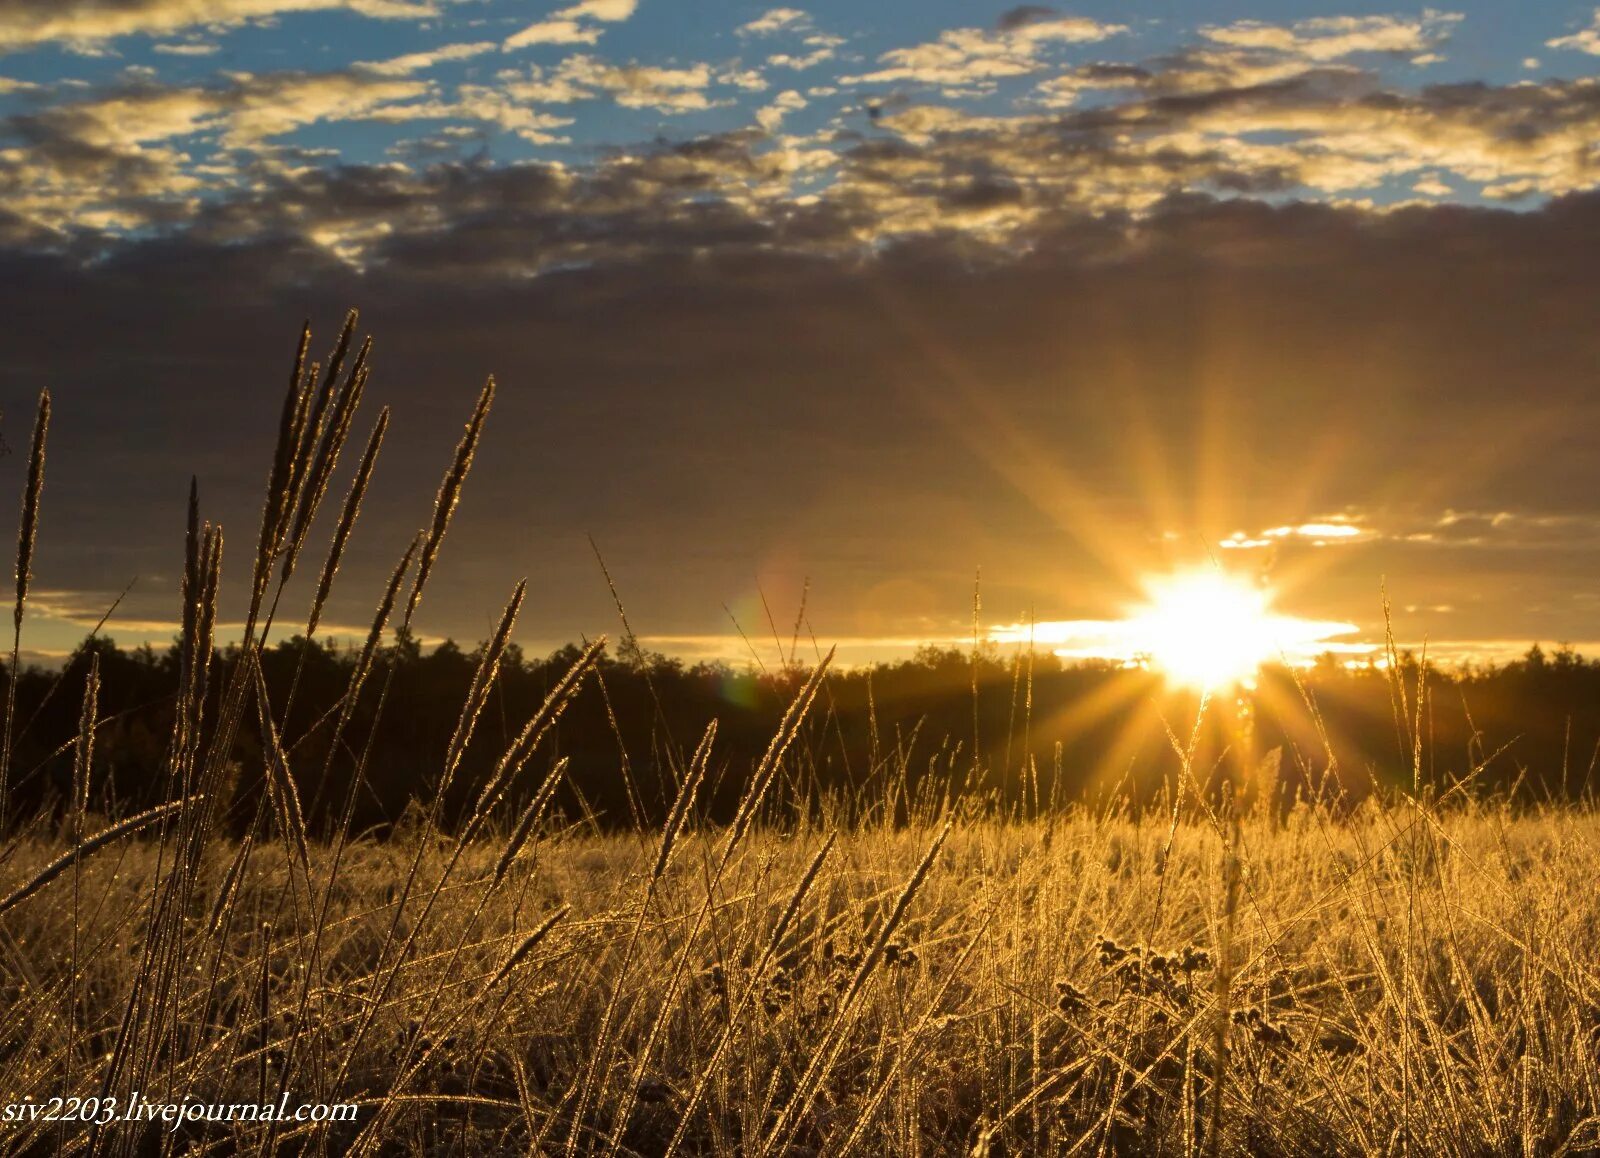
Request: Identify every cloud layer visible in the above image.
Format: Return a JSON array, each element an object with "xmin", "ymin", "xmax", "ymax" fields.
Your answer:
[{"xmin": 1, "ymin": 5, "xmax": 1595, "ymax": 260}]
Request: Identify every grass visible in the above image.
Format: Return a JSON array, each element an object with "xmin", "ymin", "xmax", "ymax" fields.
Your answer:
[
  {"xmin": 0, "ymin": 313, "xmax": 1597, "ymax": 1155},
  {"xmin": 3, "ymin": 805, "xmax": 1600, "ymax": 1154}
]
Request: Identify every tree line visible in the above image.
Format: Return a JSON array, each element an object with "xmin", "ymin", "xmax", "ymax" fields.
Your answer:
[{"xmin": 4, "ymin": 634, "xmax": 1595, "ymax": 833}]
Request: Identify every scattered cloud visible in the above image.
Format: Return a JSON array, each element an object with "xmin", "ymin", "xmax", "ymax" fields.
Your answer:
[
  {"xmin": 767, "ymin": 36, "xmax": 841, "ymax": 71},
  {"xmin": 11, "ymin": 47, "xmax": 1600, "ymax": 249},
  {"xmin": 719, "ymin": 65, "xmax": 767, "ymax": 92},
  {"xmin": 1398, "ymin": 510, "xmax": 1600, "ymax": 549},
  {"xmin": 736, "ymin": 7, "xmax": 840, "ymax": 70},
  {"xmin": 356, "ymin": 40, "xmax": 496, "ymax": 76},
  {"xmin": 0, "ymin": 0, "xmax": 443, "ymax": 54},
  {"xmin": 504, "ymin": 54, "xmax": 718, "ymax": 113},
  {"xmin": 841, "ymin": 15, "xmax": 1124, "ymax": 89},
  {"xmin": 504, "ymin": 19, "xmax": 601, "ymax": 48},
  {"xmin": 755, "ymin": 88, "xmax": 805, "ymax": 131},
  {"xmin": 739, "ymin": 8, "xmax": 810, "ymax": 38},
  {"xmin": 385, "ymin": 84, "xmax": 574, "ymax": 142},
  {"xmin": 1033, "ymin": 61, "xmax": 1151, "ymax": 107},
  {"xmin": 1200, "ymin": 11, "xmax": 1463, "ymax": 62},
  {"xmin": 0, "ymin": 68, "xmax": 445, "ymax": 234},
  {"xmin": 504, "ymin": 0, "xmax": 637, "ymax": 50},
  {"xmin": 1549, "ymin": 10, "xmax": 1600, "ymax": 55},
  {"xmin": 219, "ymin": 71, "xmax": 433, "ymax": 146}
]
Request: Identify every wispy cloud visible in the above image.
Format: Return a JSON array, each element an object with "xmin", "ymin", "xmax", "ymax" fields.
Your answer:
[
  {"xmin": 505, "ymin": 0, "xmax": 639, "ymax": 51},
  {"xmin": 738, "ymin": 8, "xmax": 810, "ymax": 38},
  {"xmin": 504, "ymin": 54, "xmax": 719, "ymax": 113},
  {"xmin": 355, "ymin": 40, "xmax": 496, "ymax": 77},
  {"xmin": 1549, "ymin": 9, "xmax": 1600, "ymax": 55},
  {"xmin": 1200, "ymin": 10, "xmax": 1463, "ymax": 63},
  {"xmin": 735, "ymin": 7, "xmax": 840, "ymax": 71},
  {"xmin": 1219, "ymin": 520, "xmax": 1376, "ymax": 550},
  {"xmin": 841, "ymin": 13, "xmax": 1125, "ymax": 89}
]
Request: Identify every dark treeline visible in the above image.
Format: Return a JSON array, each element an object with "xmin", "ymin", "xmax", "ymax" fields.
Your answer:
[{"xmin": 5, "ymin": 634, "xmax": 1598, "ymax": 833}]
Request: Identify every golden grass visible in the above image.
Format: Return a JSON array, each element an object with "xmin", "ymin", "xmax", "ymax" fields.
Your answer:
[{"xmin": 1, "ymin": 807, "xmax": 1598, "ymax": 1154}]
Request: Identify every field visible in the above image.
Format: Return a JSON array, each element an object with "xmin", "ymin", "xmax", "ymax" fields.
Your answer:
[
  {"xmin": 3, "ymin": 801, "xmax": 1600, "ymax": 1155},
  {"xmin": 1, "ymin": 315, "xmax": 1598, "ymax": 1156}
]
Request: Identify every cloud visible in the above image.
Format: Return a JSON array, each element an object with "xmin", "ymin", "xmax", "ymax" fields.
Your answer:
[
  {"xmin": 151, "ymin": 40, "xmax": 220, "ymax": 56},
  {"xmin": 0, "ymin": 69, "xmax": 441, "ymax": 235},
  {"xmin": 893, "ymin": 65, "xmax": 1600, "ymax": 209},
  {"xmin": 768, "ymin": 35, "xmax": 841, "ymax": 71},
  {"xmin": 1549, "ymin": 10, "xmax": 1600, "ymax": 55},
  {"xmin": 504, "ymin": 54, "xmax": 718, "ymax": 113},
  {"xmin": 720, "ymin": 66, "xmax": 767, "ymax": 92},
  {"xmin": 504, "ymin": 19, "xmax": 601, "ymax": 48},
  {"xmin": 755, "ymin": 88, "xmax": 805, "ymax": 131},
  {"xmin": 1133, "ymin": 46, "xmax": 1358, "ymax": 93},
  {"xmin": 219, "ymin": 72, "xmax": 433, "ymax": 146},
  {"xmin": 374, "ymin": 84, "xmax": 574, "ymax": 143},
  {"xmin": 0, "ymin": 0, "xmax": 442, "ymax": 54},
  {"xmin": 557, "ymin": 0, "xmax": 635, "ymax": 19},
  {"xmin": 842, "ymin": 16, "xmax": 1124, "ymax": 89},
  {"xmin": 355, "ymin": 40, "xmax": 496, "ymax": 76},
  {"xmin": 1162, "ymin": 77, "xmax": 1600, "ymax": 198},
  {"xmin": 1218, "ymin": 520, "xmax": 1375, "ymax": 549},
  {"xmin": 1033, "ymin": 61, "xmax": 1151, "ymax": 107},
  {"xmin": 1094, "ymin": 12, "xmax": 1461, "ymax": 98},
  {"xmin": 12, "ymin": 30, "xmax": 1600, "ymax": 252},
  {"xmin": 739, "ymin": 8, "xmax": 809, "ymax": 37},
  {"xmin": 1200, "ymin": 11, "xmax": 1464, "ymax": 62},
  {"xmin": 15, "ymin": 53, "xmax": 1600, "ymax": 253},
  {"xmin": 1397, "ymin": 510, "xmax": 1600, "ymax": 549},
  {"xmin": 504, "ymin": 0, "xmax": 637, "ymax": 50},
  {"xmin": 737, "ymin": 7, "xmax": 839, "ymax": 69}
]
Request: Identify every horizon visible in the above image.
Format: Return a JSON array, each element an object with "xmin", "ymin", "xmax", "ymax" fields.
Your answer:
[{"xmin": 14, "ymin": 617, "xmax": 1600, "ymax": 675}]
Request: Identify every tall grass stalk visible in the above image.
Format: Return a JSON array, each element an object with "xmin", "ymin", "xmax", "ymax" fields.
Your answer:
[{"xmin": 1, "ymin": 389, "xmax": 49, "ymax": 831}]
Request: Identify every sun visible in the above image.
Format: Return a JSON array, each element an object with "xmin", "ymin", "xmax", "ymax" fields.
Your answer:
[{"xmin": 1126, "ymin": 569, "xmax": 1283, "ymax": 692}]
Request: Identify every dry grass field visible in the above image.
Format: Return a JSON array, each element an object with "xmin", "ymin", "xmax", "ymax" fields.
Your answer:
[
  {"xmin": 3, "ymin": 803, "xmax": 1600, "ymax": 1155},
  {"xmin": 0, "ymin": 315, "xmax": 1597, "ymax": 1155}
]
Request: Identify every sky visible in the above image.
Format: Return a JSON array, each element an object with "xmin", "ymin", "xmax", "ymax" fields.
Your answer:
[{"xmin": 2, "ymin": 1, "xmax": 1600, "ymax": 669}]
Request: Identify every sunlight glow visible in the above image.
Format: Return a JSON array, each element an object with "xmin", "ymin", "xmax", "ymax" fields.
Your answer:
[
  {"xmin": 992, "ymin": 570, "xmax": 1371, "ymax": 692},
  {"xmin": 1125, "ymin": 571, "xmax": 1283, "ymax": 691}
]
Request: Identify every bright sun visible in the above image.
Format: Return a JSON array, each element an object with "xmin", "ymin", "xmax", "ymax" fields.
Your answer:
[{"xmin": 1127, "ymin": 570, "xmax": 1283, "ymax": 692}]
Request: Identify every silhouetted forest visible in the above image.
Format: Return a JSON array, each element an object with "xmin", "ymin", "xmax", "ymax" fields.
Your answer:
[{"xmin": 5, "ymin": 634, "xmax": 1597, "ymax": 833}]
